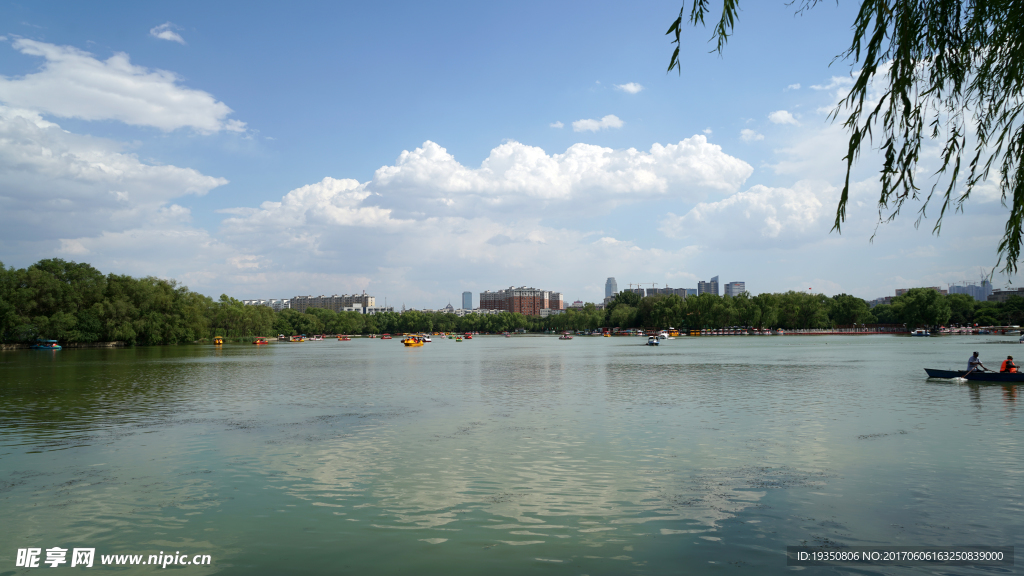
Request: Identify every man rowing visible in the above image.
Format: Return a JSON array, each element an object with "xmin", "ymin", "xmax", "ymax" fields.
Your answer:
[{"xmin": 967, "ymin": 352, "xmax": 988, "ymax": 373}]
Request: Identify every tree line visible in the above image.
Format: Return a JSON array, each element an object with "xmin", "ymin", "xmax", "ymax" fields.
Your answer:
[{"xmin": 1, "ymin": 260, "xmax": 1019, "ymax": 344}]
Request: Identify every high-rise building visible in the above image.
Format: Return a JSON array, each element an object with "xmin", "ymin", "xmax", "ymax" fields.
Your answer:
[
  {"xmin": 724, "ymin": 281, "xmax": 746, "ymax": 297},
  {"xmin": 605, "ymin": 277, "xmax": 618, "ymax": 299},
  {"xmin": 697, "ymin": 276, "xmax": 719, "ymax": 296},
  {"xmin": 949, "ymin": 280, "xmax": 993, "ymax": 301},
  {"xmin": 462, "ymin": 291, "xmax": 473, "ymax": 310}
]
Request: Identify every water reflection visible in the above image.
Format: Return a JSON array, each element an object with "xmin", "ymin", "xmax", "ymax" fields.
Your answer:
[{"xmin": 1, "ymin": 336, "xmax": 1022, "ymax": 574}]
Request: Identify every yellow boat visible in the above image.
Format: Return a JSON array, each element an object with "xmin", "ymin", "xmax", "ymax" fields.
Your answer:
[
  {"xmin": 402, "ymin": 336, "xmax": 423, "ymax": 347},
  {"xmin": 213, "ymin": 336, "xmax": 224, "ymax": 345},
  {"xmin": 289, "ymin": 335, "xmax": 305, "ymax": 342}
]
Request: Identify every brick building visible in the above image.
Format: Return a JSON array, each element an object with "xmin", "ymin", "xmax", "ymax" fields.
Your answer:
[{"xmin": 479, "ymin": 286, "xmax": 564, "ymax": 316}]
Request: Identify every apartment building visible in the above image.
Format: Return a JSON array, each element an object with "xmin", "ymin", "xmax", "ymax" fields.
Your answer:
[
  {"xmin": 479, "ymin": 286, "xmax": 564, "ymax": 316},
  {"xmin": 290, "ymin": 292, "xmax": 376, "ymax": 313}
]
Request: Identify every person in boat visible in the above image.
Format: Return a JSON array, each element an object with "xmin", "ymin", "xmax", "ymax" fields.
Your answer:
[
  {"xmin": 1000, "ymin": 355, "xmax": 1018, "ymax": 373},
  {"xmin": 968, "ymin": 352, "xmax": 988, "ymax": 373}
]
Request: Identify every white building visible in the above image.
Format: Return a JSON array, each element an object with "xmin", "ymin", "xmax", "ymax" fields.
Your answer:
[
  {"xmin": 242, "ymin": 298, "xmax": 291, "ymax": 311},
  {"xmin": 724, "ymin": 281, "xmax": 746, "ymax": 297}
]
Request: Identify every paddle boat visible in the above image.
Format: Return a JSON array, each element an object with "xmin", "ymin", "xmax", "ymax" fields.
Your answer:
[
  {"xmin": 253, "ymin": 337, "xmax": 270, "ymax": 345},
  {"xmin": 214, "ymin": 336, "xmax": 224, "ymax": 345},
  {"xmin": 289, "ymin": 335, "xmax": 305, "ymax": 342},
  {"xmin": 338, "ymin": 335, "xmax": 352, "ymax": 341},
  {"xmin": 402, "ymin": 335, "xmax": 423, "ymax": 347},
  {"xmin": 455, "ymin": 336, "xmax": 463, "ymax": 342},
  {"xmin": 925, "ymin": 368, "xmax": 1024, "ymax": 383},
  {"xmin": 381, "ymin": 334, "xmax": 393, "ymax": 340},
  {"xmin": 30, "ymin": 339, "xmax": 61, "ymax": 350},
  {"xmin": 559, "ymin": 332, "xmax": 573, "ymax": 340},
  {"xmin": 463, "ymin": 333, "xmax": 473, "ymax": 340},
  {"xmin": 911, "ymin": 329, "xmax": 930, "ymax": 337},
  {"xmin": 419, "ymin": 334, "xmax": 432, "ymax": 343},
  {"xmin": 646, "ymin": 335, "xmax": 660, "ymax": 346}
]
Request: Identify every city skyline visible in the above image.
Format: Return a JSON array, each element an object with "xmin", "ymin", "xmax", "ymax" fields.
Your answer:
[
  {"xmin": 242, "ymin": 275, "xmax": 1002, "ymax": 313},
  {"xmin": 0, "ymin": 2, "xmax": 1017, "ymax": 308}
]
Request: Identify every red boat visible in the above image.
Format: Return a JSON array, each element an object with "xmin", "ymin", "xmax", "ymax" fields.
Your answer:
[{"xmin": 382, "ymin": 334, "xmax": 393, "ymax": 340}]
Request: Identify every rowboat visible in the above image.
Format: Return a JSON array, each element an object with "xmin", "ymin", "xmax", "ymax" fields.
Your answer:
[{"xmin": 924, "ymin": 368, "xmax": 1024, "ymax": 382}]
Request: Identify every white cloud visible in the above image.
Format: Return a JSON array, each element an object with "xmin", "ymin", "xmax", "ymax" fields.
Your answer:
[
  {"xmin": 0, "ymin": 106, "xmax": 227, "ymax": 242},
  {"xmin": 363, "ymin": 138, "xmax": 752, "ymax": 218},
  {"xmin": 740, "ymin": 129, "xmax": 764, "ymax": 142},
  {"xmin": 659, "ymin": 180, "xmax": 836, "ymax": 248},
  {"xmin": 703, "ymin": 128, "xmax": 713, "ymax": 135},
  {"xmin": 192, "ymin": 138, "xmax": 753, "ymax": 296},
  {"xmin": 572, "ymin": 114, "xmax": 624, "ymax": 132},
  {"xmin": 786, "ymin": 83, "xmax": 801, "ymax": 90},
  {"xmin": 149, "ymin": 22, "xmax": 185, "ymax": 45},
  {"xmin": 0, "ymin": 39, "xmax": 245, "ymax": 133},
  {"xmin": 768, "ymin": 110, "xmax": 800, "ymax": 125},
  {"xmin": 614, "ymin": 82, "xmax": 644, "ymax": 94},
  {"xmin": 811, "ymin": 76, "xmax": 854, "ymax": 91},
  {"xmin": 549, "ymin": 121, "xmax": 563, "ymax": 129}
]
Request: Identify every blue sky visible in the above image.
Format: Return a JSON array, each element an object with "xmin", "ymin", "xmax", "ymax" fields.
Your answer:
[{"xmin": 0, "ymin": 1, "xmax": 1014, "ymax": 307}]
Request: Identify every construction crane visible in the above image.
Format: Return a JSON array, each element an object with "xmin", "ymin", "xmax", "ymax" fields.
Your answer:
[{"xmin": 627, "ymin": 282, "xmax": 663, "ymax": 296}]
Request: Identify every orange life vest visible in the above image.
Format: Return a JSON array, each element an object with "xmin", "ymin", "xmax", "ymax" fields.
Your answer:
[{"xmin": 1001, "ymin": 359, "xmax": 1017, "ymax": 373}]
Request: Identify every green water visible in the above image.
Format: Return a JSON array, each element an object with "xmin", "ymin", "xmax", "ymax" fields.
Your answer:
[{"xmin": 0, "ymin": 335, "xmax": 1020, "ymax": 575}]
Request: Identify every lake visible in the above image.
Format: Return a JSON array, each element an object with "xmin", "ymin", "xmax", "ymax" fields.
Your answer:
[{"xmin": 0, "ymin": 334, "xmax": 1020, "ymax": 575}]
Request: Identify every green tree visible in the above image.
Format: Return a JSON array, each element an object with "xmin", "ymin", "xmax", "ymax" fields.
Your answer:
[
  {"xmin": 946, "ymin": 293, "xmax": 976, "ymax": 326},
  {"xmin": 890, "ymin": 288, "xmax": 952, "ymax": 327},
  {"xmin": 872, "ymin": 303, "xmax": 898, "ymax": 324},
  {"xmin": 974, "ymin": 305, "xmax": 1002, "ymax": 327},
  {"xmin": 609, "ymin": 304, "xmax": 638, "ymax": 328},
  {"xmin": 1001, "ymin": 296, "xmax": 1024, "ymax": 326},
  {"xmin": 749, "ymin": 293, "xmax": 779, "ymax": 329},
  {"xmin": 668, "ymin": 1, "xmax": 1024, "ymax": 272},
  {"xmin": 829, "ymin": 294, "xmax": 876, "ymax": 326}
]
